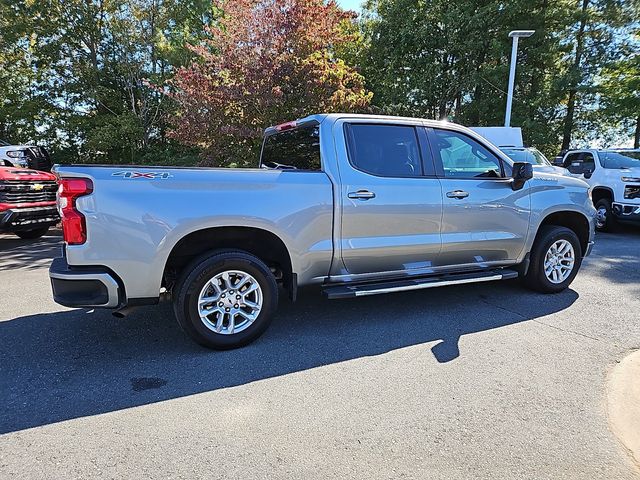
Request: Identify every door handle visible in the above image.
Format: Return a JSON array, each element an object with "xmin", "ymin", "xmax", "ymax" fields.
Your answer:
[
  {"xmin": 348, "ymin": 190, "xmax": 376, "ymax": 200},
  {"xmin": 446, "ymin": 190, "xmax": 469, "ymax": 199}
]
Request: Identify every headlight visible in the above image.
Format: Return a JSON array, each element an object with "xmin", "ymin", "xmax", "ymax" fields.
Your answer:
[
  {"xmin": 6, "ymin": 150, "xmax": 27, "ymax": 158},
  {"xmin": 621, "ymin": 176, "xmax": 640, "ymax": 183}
]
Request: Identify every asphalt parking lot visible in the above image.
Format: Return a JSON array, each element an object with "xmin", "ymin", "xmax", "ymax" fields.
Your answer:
[{"xmin": 1, "ymin": 227, "xmax": 639, "ymax": 479}]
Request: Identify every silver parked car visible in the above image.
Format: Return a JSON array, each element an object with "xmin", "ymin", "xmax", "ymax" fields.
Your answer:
[{"xmin": 49, "ymin": 114, "xmax": 596, "ymax": 349}]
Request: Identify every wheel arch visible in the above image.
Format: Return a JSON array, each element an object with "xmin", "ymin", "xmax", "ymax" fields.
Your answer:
[
  {"xmin": 591, "ymin": 186, "xmax": 614, "ymax": 204},
  {"xmin": 535, "ymin": 210, "xmax": 591, "ymax": 256},
  {"xmin": 162, "ymin": 226, "xmax": 294, "ymax": 297}
]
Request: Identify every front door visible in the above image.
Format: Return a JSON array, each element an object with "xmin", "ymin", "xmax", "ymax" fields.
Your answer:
[
  {"xmin": 335, "ymin": 120, "xmax": 443, "ymax": 276},
  {"xmin": 427, "ymin": 127, "xmax": 530, "ymax": 268}
]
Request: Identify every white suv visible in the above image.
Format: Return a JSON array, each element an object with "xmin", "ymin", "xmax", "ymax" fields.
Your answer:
[{"xmin": 560, "ymin": 149, "xmax": 640, "ymax": 231}]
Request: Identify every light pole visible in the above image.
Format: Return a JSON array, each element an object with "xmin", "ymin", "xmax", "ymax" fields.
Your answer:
[{"xmin": 504, "ymin": 30, "xmax": 535, "ymax": 127}]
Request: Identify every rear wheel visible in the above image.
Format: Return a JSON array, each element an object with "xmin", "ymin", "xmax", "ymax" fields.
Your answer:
[
  {"xmin": 173, "ymin": 250, "xmax": 278, "ymax": 350},
  {"xmin": 523, "ymin": 225, "xmax": 582, "ymax": 293},
  {"xmin": 594, "ymin": 198, "xmax": 616, "ymax": 232},
  {"xmin": 15, "ymin": 227, "xmax": 49, "ymax": 239}
]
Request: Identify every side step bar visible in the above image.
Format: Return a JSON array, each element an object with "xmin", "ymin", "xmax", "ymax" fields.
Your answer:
[{"xmin": 323, "ymin": 269, "xmax": 519, "ymax": 300}]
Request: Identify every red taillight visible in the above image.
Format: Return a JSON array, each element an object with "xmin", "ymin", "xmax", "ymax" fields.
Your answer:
[{"xmin": 57, "ymin": 178, "xmax": 93, "ymax": 245}]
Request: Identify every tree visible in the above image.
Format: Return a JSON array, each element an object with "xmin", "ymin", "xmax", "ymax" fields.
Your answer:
[
  {"xmin": 0, "ymin": 0, "xmax": 212, "ymax": 163},
  {"xmin": 359, "ymin": 0, "xmax": 576, "ymax": 155},
  {"xmin": 559, "ymin": 0, "xmax": 637, "ymax": 151},
  {"xmin": 359, "ymin": 0, "xmax": 638, "ymax": 157},
  {"xmin": 0, "ymin": 0, "xmax": 62, "ymax": 145},
  {"xmin": 168, "ymin": 0, "xmax": 372, "ymax": 167},
  {"xmin": 598, "ymin": 51, "xmax": 640, "ymax": 147}
]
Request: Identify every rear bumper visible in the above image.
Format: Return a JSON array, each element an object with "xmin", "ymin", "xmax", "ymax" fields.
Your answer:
[
  {"xmin": 0, "ymin": 205, "xmax": 59, "ymax": 232},
  {"xmin": 612, "ymin": 202, "xmax": 640, "ymax": 223},
  {"xmin": 49, "ymin": 257, "xmax": 122, "ymax": 308}
]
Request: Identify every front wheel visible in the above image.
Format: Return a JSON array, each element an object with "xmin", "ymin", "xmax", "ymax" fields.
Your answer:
[
  {"xmin": 15, "ymin": 227, "xmax": 49, "ymax": 239},
  {"xmin": 594, "ymin": 198, "xmax": 616, "ymax": 232},
  {"xmin": 173, "ymin": 250, "xmax": 278, "ymax": 350},
  {"xmin": 523, "ymin": 226, "xmax": 582, "ymax": 293}
]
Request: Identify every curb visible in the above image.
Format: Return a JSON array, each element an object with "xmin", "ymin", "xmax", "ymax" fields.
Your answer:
[{"xmin": 607, "ymin": 349, "xmax": 640, "ymax": 469}]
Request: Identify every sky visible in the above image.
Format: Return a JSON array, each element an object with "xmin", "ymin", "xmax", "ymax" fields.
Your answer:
[{"xmin": 337, "ymin": 0, "xmax": 363, "ymax": 11}]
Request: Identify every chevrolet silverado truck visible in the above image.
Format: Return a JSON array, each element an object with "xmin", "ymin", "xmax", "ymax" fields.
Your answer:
[
  {"xmin": 559, "ymin": 148, "xmax": 640, "ymax": 231},
  {"xmin": 0, "ymin": 166, "xmax": 59, "ymax": 239},
  {"xmin": 49, "ymin": 114, "xmax": 595, "ymax": 349}
]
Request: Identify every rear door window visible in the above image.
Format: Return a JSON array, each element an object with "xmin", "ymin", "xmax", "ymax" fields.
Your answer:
[
  {"xmin": 261, "ymin": 125, "xmax": 321, "ymax": 171},
  {"xmin": 344, "ymin": 124, "xmax": 423, "ymax": 177}
]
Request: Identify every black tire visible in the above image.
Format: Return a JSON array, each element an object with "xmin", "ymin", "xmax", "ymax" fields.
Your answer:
[
  {"xmin": 594, "ymin": 198, "xmax": 616, "ymax": 232},
  {"xmin": 523, "ymin": 225, "xmax": 582, "ymax": 293},
  {"xmin": 173, "ymin": 250, "xmax": 278, "ymax": 350},
  {"xmin": 15, "ymin": 227, "xmax": 49, "ymax": 239}
]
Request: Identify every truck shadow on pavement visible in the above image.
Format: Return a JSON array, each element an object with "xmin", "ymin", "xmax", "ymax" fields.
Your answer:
[{"xmin": 0, "ymin": 282, "xmax": 578, "ymax": 434}]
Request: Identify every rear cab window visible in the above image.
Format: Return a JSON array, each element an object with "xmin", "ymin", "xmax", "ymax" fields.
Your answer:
[{"xmin": 260, "ymin": 124, "xmax": 322, "ymax": 171}]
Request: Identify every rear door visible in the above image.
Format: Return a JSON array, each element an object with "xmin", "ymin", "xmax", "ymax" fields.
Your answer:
[
  {"xmin": 427, "ymin": 127, "xmax": 530, "ymax": 267},
  {"xmin": 335, "ymin": 119, "xmax": 443, "ymax": 276}
]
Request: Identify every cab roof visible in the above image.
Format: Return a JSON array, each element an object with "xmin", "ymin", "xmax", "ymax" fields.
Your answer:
[{"xmin": 264, "ymin": 113, "xmax": 460, "ymax": 136}]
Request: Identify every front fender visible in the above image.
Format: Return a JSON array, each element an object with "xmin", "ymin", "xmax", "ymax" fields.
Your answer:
[{"xmin": 521, "ymin": 176, "xmax": 595, "ymax": 259}]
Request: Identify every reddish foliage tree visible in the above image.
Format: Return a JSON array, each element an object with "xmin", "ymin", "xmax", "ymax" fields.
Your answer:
[{"xmin": 168, "ymin": 0, "xmax": 372, "ymax": 166}]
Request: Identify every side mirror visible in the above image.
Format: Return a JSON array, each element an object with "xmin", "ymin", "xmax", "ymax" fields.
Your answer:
[
  {"xmin": 583, "ymin": 170, "xmax": 593, "ymax": 179},
  {"xmin": 511, "ymin": 162, "xmax": 534, "ymax": 191}
]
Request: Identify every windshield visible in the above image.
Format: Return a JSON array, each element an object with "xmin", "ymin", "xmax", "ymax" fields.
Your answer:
[
  {"xmin": 600, "ymin": 151, "xmax": 640, "ymax": 169},
  {"xmin": 501, "ymin": 147, "xmax": 551, "ymax": 166}
]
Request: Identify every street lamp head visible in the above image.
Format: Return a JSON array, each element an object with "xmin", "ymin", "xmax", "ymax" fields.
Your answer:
[{"xmin": 509, "ymin": 30, "xmax": 535, "ymax": 38}]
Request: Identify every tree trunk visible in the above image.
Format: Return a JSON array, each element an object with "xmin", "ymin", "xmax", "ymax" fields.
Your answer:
[
  {"xmin": 561, "ymin": 0, "xmax": 589, "ymax": 151},
  {"xmin": 634, "ymin": 116, "xmax": 640, "ymax": 149}
]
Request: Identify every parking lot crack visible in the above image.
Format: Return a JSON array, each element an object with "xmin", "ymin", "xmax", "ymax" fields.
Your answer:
[
  {"xmin": 479, "ymin": 298, "xmax": 612, "ymax": 346},
  {"xmin": 530, "ymin": 318, "xmax": 611, "ymax": 345}
]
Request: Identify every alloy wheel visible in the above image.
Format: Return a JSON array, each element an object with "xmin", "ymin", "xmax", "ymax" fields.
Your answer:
[
  {"xmin": 543, "ymin": 239, "xmax": 575, "ymax": 284},
  {"xmin": 197, "ymin": 270, "xmax": 263, "ymax": 335}
]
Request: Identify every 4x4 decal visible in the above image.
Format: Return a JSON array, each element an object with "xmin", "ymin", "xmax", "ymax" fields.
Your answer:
[{"xmin": 112, "ymin": 171, "xmax": 173, "ymax": 179}]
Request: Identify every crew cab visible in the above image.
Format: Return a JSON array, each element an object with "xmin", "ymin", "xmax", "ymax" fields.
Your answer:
[
  {"xmin": 0, "ymin": 166, "xmax": 59, "ymax": 239},
  {"xmin": 560, "ymin": 149, "xmax": 640, "ymax": 231},
  {"xmin": 49, "ymin": 114, "xmax": 595, "ymax": 349}
]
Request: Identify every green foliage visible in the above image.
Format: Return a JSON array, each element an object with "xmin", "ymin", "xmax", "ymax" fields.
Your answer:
[
  {"xmin": 0, "ymin": 0, "xmax": 638, "ymax": 164},
  {"xmin": 358, "ymin": 0, "xmax": 639, "ymax": 157},
  {"xmin": 0, "ymin": 0, "xmax": 212, "ymax": 163},
  {"xmin": 596, "ymin": 37, "xmax": 640, "ymax": 147}
]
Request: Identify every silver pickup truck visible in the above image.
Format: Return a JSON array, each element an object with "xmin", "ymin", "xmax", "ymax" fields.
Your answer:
[{"xmin": 50, "ymin": 114, "xmax": 595, "ymax": 349}]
